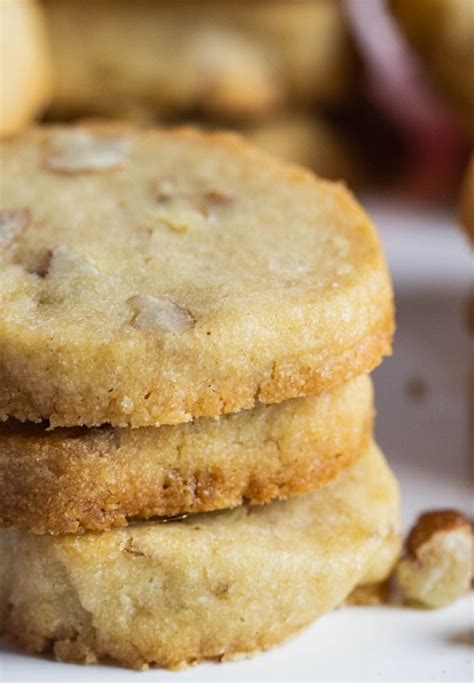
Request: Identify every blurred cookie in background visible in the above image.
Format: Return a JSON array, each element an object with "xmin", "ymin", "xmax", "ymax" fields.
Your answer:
[
  {"xmin": 345, "ymin": 0, "xmax": 470, "ymax": 201},
  {"xmin": 390, "ymin": 0, "xmax": 474, "ymax": 140},
  {"xmin": 460, "ymin": 155, "xmax": 474, "ymax": 241},
  {"xmin": 243, "ymin": 113, "xmax": 362, "ymax": 186},
  {"xmin": 0, "ymin": 0, "xmax": 52, "ymax": 138},
  {"xmin": 43, "ymin": 0, "xmax": 358, "ymax": 121},
  {"xmin": 460, "ymin": 155, "xmax": 474, "ymax": 334}
]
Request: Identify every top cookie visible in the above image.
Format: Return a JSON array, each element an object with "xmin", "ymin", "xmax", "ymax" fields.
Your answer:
[
  {"xmin": 0, "ymin": 123, "xmax": 393, "ymax": 427},
  {"xmin": 44, "ymin": 0, "xmax": 356, "ymax": 121}
]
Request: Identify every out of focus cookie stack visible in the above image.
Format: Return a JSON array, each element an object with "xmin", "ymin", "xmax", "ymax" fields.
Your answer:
[
  {"xmin": 0, "ymin": 121, "xmax": 400, "ymax": 669},
  {"xmin": 40, "ymin": 0, "xmax": 362, "ymax": 183},
  {"xmin": 0, "ymin": 0, "xmax": 51, "ymax": 138}
]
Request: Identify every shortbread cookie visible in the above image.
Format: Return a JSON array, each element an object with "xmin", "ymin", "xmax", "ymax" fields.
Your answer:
[
  {"xmin": 0, "ymin": 0, "xmax": 52, "ymax": 137},
  {"xmin": 0, "ymin": 123, "xmax": 393, "ymax": 427},
  {"xmin": 245, "ymin": 113, "xmax": 361, "ymax": 183},
  {"xmin": 0, "ymin": 441, "xmax": 400, "ymax": 670},
  {"xmin": 0, "ymin": 375, "xmax": 373, "ymax": 534},
  {"xmin": 390, "ymin": 0, "xmax": 474, "ymax": 138},
  {"xmin": 44, "ymin": 0, "xmax": 356, "ymax": 120}
]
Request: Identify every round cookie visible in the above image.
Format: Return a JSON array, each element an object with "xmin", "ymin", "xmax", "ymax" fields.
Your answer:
[
  {"xmin": 0, "ymin": 374, "xmax": 373, "ymax": 534},
  {"xmin": 0, "ymin": 123, "xmax": 393, "ymax": 427},
  {"xmin": 44, "ymin": 0, "xmax": 356, "ymax": 120},
  {"xmin": 390, "ymin": 0, "xmax": 474, "ymax": 138},
  {"xmin": 0, "ymin": 0, "xmax": 52, "ymax": 138},
  {"xmin": 0, "ymin": 441, "xmax": 400, "ymax": 670}
]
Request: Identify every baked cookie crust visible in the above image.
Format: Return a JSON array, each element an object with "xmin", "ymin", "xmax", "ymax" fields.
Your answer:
[
  {"xmin": 0, "ymin": 375, "xmax": 373, "ymax": 534},
  {"xmin": 0, "ymin": 124, "xmax": 393, "ymax": 427},
  {"xmin": 0, "ymin": 441, "xmax": 400, "ymax": 670}
]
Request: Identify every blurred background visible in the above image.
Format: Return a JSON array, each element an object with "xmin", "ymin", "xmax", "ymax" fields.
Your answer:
[{"xmin": 1, "ymin": 0, "xmax": 473, "ymax": 204}]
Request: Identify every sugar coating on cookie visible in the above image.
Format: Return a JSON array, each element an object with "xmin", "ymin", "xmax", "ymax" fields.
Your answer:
[
  {"xmin": 0, "ymin": 442, "xmax": 400, "ymax": 670},
  {"xmin": 0, "ymin": 375, "xmax": 373, "ymax": 534},
  {"xmin": 0, "ymin": 124, "xmax": 393, "ymax": 427}
]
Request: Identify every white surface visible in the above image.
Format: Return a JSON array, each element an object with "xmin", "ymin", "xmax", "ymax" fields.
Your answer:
[{"xmin": 1, "ymin": 200, "xmax": 473, "ymax": 682}]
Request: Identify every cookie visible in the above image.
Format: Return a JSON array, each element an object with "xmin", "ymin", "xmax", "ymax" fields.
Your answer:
[
  {"xmin": 390, "ymin": 0, "xmax": 474, "ymax": 138},
  {"xmin": 0, "ymin": 441, "xmax": 400, "ymax": 670},
  {"xmin": 0, "ymin": 374, "xmax": 373, "ymax": 534},
  {"xmin": 44, "ymin": 0, "xmax": 356, "ymax": 120},
  {"xmin": 0, "ymin": 123, "xmax": 393, "ymax": 427},
  {"xmin": 0, "ymin": 0, "xmax": 52, "ymax": 138},
  {"xmin": 244, "ymin": 113, "xmax": 361, "ymax": 184}
]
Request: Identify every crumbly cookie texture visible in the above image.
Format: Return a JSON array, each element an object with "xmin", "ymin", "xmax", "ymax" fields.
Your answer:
[
  {"xmin": 0, "ymin": 375, "xmax": 373, "ymax": 534},
  {"xmin": 0, "ymin": 123, "xmax": 393, "ymax": 427},
  {"xmin": 0, "ymin": 442, "xmax": 400, "ymax": 670},
  {"xmin": 44, "ymin": 0, "xmax": 356, "ymax": 120},
  {"xmin": 0, "ymin": 0, "xmax": 52, "ymax": 137},
  {"xmin": 396, "ymin": 509, "xmax": 473, "ymax": 609}
]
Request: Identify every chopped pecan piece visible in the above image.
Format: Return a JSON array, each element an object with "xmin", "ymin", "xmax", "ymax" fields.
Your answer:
[
  {"xmin": 128, "ymin": 294, "xmax": 195, "ymax": 333},
  {"xmin": 0, "ymin": 208, "xmax": 30, "ymax": 247},
  {"xmin": 396, "ymin": 509, "xmax": 472, "ymax": 608}
]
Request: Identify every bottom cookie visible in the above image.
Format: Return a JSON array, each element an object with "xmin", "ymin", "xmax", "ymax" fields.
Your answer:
[{"xmin": 0, "ymin": 441, "xmax": 400, "ymax": 670}]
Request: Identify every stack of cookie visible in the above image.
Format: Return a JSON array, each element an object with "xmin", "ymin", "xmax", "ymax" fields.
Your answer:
[
  {"xmin": 0, "ymin": 122, "xmax": 400, "ymax": 670},
  {"xmin": 40, "ymin": 0, "xmax": 361, "ymax": 183}
]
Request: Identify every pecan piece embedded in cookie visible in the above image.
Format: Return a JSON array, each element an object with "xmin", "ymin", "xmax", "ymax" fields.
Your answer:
[
  {"xmin": 0, "ymin": 208, "xmax": 30, "ymax": 248},
  {"xmin": 45, "ymin": 130, "xmax": 132, "ymax": 174},
  {"xmin": 128, "ymin": 294, "xmax": 195, "ymax": 333}
]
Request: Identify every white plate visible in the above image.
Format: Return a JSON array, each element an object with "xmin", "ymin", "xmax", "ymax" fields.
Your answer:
[{"xmin": 1, "ymin": 199, "xmax": 472, "ymax": 682}]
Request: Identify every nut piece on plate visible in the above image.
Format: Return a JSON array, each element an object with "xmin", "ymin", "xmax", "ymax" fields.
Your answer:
[{"xmin": 396, "ymin": 509, "xmax": 473, "ymax": 608}]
